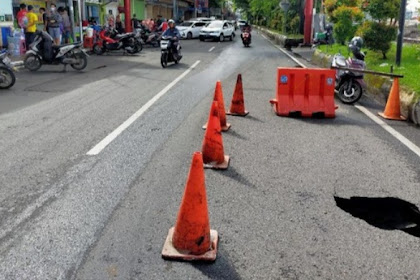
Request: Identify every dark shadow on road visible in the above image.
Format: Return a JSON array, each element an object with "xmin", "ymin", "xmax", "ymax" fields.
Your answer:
[
  {"xmin": 192, "ymin": 245, "xmax": 242, "ymax": 280},
  {"xmin": 226, "ymin": 129, "xmax": 247, "ymax": 140},
  {"xmin": 244, "ymin": 115, "xmax": 264, "ymax": 123},
  {"xmin": 335, "ymin": 196, "xmax": 420, "ymax": 238},
  {"xmin": 216, "ymin": 166, "xmax": 256, "ymax": 189}
]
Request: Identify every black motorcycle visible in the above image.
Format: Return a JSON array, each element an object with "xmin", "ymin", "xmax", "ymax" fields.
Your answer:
[
  {"xmin": 24, "ymin": 31, "xmax": 88, "ymax": 71},
  {"xmin": 93, "ymin": 28, "xmax": 142, "ymax": 55},
  {"xmin": 136, "ymin": 27, "xmax": 160, "ymax": 48},
  {"xmin": 0, "ymin": 50, "xmax": 16, "ymax": 89},
  {"xmin": 160, "ymin": 36, "xmax": 182, "ymax": 68}
]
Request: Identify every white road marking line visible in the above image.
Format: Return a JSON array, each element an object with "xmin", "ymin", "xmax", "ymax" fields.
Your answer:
[
  {"xmin": 208, "ymin": 46, "xmax": 215, "ymax": 52},
  {"xmin": 355, "ymin": 105, "xmax": 420, "ymax": 158},
  {"xmin": 261, "ymin": 31, "xmax": 420, "ymax": 158},
  {"xmin": 87, "ymin": 60, "xmax": 201, "ymax": 156},
  {"xmin": 260, "ymin": 33, "xmax": 307, "ymax": 68}
]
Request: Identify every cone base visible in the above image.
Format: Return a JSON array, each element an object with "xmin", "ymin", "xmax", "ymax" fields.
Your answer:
[
  {"xmin": 203, "ymin": 155, "xmax": 230, "ymax": 170},
  {"xmin": 202, "ymin": 122, "xmax": 232, "ymax": 132},
  {"xmin": 162, "ymin": 227, "xmax": 219, "ymax": 262},
  {"xmin": 378, "ymin": 112, "xmax": 406, "ymax": 121},
  {"xmin": 226, "ymin": 111, "xmax": 249, "ymax": 117}
]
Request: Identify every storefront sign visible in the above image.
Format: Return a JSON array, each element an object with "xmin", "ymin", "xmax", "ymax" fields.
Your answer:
[{"xmin": 85, "ymin": 0, "xmax": 101, "ymax": 4}]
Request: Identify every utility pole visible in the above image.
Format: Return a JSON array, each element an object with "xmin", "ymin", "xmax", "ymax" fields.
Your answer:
[
  {"xmin": 396, "ymin": 0, "xmax": 407, "ymax": 66},
  {"xmin": 173, "ymin": 0, "xmax": 177, "ymax": 20},
  {"xmin": 195, "ymin": 0, "xmax": 198, "ymax": 18},
  {"xmin": 77, "ymin": 0, "xmax": 83, "ymax": 42}
]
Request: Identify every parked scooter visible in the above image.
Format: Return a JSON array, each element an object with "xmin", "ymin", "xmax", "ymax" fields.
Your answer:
[
  {"xmin": 331, "ymin": 37, "xmax": 366, "ymax": 104},
  {"xmin": 137, "ymin": 27, "xmax": 161, "ymax": 47},
  {"xmin": 160, "ymin": 36, "xmax": 182, "ymax": 68},
  {"xmin": 314, "ymin": 24, "xmax": 334, "ymax": 46},
  {"xmin": 0, "ymin": 50, "xmax": 16, "ymax": 89},
  {"xmin": 24, "ymin": 31, "xmax": 88, "ymax": 72},
  {"xmin": 93, "ymin": 28, "xmax": 142, "ymax": 55}
]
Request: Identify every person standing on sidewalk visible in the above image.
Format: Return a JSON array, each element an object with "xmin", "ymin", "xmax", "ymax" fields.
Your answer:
[
  {"xmin": 58, "ymin": 7, "xmax": 71, "ymax": 44},
  {"xmin": 17, "ymin": 3, "xmax": 28, "ymax": 30},
  {"xmin": 25, "ymin": 5, "xmax": 38, "ymax": 47},
  {"xmin": 46, "ymin": 4, "xmax": 62, "ymax": 45}
]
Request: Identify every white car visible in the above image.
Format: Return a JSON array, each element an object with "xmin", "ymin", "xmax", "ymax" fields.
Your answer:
[
  {"xmin": 199, "ymin": 20, "xmax": 235, "ymax": 42},
  {"xmin": 177, "ymin": 21, "xmax": 207, "ymax": 39}
]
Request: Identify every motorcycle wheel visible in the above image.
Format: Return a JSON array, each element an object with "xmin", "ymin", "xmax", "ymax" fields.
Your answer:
[
  {"xmin": 0, "ymin": 67, "xmax": 16, "ymax": 89},
  {"xmin": 70, "ymin": 55, "xmax": 88, "ymax": 71},
  {"xmin": 93, "ymin": 44, "xmax": 104, "ymax": 55},
  {"xmin": 24, "ymin": 54, "xmax": 42, "ymax": 71},
  {"xmin": 161, "ymin": 53, "xmax": 168, "ymax": 68},
  {"xmin": 137, "ymin": 41, "xmax": 144, "ymax": 52},
  {"xmin": 337, "ymin": 80, "xmax": 363, "ymax": 104},
  {"xmin": 126, "ymin": 38, "xmax": 138, "ymax": 54}
]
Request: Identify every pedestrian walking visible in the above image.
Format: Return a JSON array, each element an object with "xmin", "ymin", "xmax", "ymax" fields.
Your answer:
[
  {"xmin": 25, "ymin": 5, "xmax": 38, "ymax": 47},
  {"xmin": 46, "ymin": 4, "xmax": 62, "ymax": 45},
  {"xmin": 59, "ymin": 7, "xmax": 71, "ymax": 44}
]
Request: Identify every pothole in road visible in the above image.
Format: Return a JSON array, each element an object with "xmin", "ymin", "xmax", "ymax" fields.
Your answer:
[{"xmin": 335, "ymin": 196, "xmax": 420, "ymax": 237}]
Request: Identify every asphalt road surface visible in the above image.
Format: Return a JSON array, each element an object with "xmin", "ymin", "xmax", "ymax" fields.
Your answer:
[{"xmin": 1, "ymin": 32, "xmax": 420, "ymax": 280}]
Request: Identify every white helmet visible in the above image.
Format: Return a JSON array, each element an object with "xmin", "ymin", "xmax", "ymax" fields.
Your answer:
[{"xmin": 168, "ymin": 19, "xmax": 175, "ymax": 25}]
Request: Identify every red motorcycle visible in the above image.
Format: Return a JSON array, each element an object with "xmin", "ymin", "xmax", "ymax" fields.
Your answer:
[{"xmin": 93, "ymin": 28, "xmax": 142, "ymax": 55}]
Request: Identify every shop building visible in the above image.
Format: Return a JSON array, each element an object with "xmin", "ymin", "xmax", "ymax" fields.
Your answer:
[{"xmin": 144, "ymin": 0, "xmax": 193, "ymax": 21}]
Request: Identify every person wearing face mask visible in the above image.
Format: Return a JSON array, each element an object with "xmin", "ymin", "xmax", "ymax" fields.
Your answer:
[{"xmin": 46, "ymin": 4, "xmax": 62, "ymax": 45}]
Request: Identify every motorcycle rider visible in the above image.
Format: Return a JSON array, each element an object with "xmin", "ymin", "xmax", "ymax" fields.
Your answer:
[
  {"xmin": 348, "ymin": 36, "xmax": 365, "ymax": 61},
  {"xmin": 162, "ymin": 19, "xmax": 181, "ymax": 59},
  {"xmin": 241, "ymin": 21, "xmax": 252, "ymax": 41}
]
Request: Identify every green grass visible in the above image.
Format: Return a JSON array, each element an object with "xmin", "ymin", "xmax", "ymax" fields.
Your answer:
[{"xmin": 318, "ymin": 43, "xmax": 420, "ymax": 97}]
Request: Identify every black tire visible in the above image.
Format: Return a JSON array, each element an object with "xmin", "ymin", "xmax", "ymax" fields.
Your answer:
[
  {"xmin": 199, "ymin": 36, "xmax": 204, "ymax": 41},
  {"xmin": 24, "ymin": 54, "xmax": 42, "ymax": 71},
  {"xmin": 126, "ymin": 38, "xmax": 138, "ymax": 54},
  {"xmin": 0, "ymin": 67, "xmax": 16, "ymax": 89},
  {"xmin": 70, "ymin": 55, "xmax": 88, "ymax": 71},
  {"xmin": 93, "ymin": 44, "xmax": 104, "ymax": 55},
  {"xmin": 229, "ymin": 34, "xmax": 233, "ymax": 41},
  {"xmin": 137, "ymin": 41, "xmax": 144, "ymax": 52},
  {"xmin": 337, "ymin": 80, "xmax": 363, "ymax": 104},
  {"xmin": 219, "ymin": 34, "xmax": 224, "ymax": 42},
  {"xmin": 161, "ymin": 53, "xmax": 168, "ymax": 68},
  {"xmin": 187, "ymin": 32, "xmax": 193, "ymax": 39}
]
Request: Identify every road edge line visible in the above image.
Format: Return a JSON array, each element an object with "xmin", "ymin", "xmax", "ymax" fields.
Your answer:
[{"xmin": 86, "ymin": 60, "xmax": 201, "ymax": 156}]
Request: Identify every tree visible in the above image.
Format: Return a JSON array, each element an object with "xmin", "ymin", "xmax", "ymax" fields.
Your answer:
[
  {"xmin": 361, "ymin": 0, "xmax": 400, "ymax": 24},
  {"xmin": 333, "ymin": 6, "xmax": 364, "ymax": 45},
  {"xmin": 357, "ymin": 21, "xmax": 397, "ymax": 58}
]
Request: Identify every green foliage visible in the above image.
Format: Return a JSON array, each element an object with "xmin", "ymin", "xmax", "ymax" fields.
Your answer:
[
  {"xmin": 289, "ymin": 15, "xmax": 300, "ymax": 34},
  {"xmin": 357, "ymin": 21, "xmax": 397, "ymax": 59},
  {"xmin": 361, "ymin": 0, "xmax": 400, "ymax": 21},
  {"xmin": 333, "ymin": 6, "xmax": 364, "ymax": 45}
]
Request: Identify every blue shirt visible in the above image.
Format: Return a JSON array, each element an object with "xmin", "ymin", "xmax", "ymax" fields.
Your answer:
[{"xmin": 163, "ymin": 27, "xmax": 181, "ymax": 39}]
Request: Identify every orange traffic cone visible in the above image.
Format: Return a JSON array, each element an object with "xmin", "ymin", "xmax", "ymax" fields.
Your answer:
[
  {"xmin": 202, "ymin": 101, "xmax": 230, "ymax": 170},
  {"xmin": 203, "ymin": 81, "xmax": 231, "ymax": 131},
  {"xmin": 161, "ymin": 152, "xmax": 218, "ymax": 262},
  {"xmin": 378, "ymin": 78, "xmax": 406, "ymax": 121},
  {"xmin": 227, "ymin": 74, "xmax": 249, "ymax": 116}
]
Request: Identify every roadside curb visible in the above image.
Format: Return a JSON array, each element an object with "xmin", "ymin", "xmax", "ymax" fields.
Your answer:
[{"xmin": 254, "ymin": 26, "xmax": 303, "ymax": 50}]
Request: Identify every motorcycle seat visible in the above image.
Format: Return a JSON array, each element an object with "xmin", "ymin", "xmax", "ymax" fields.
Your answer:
[{"xmin": 53, "ymin": 42, "xmax": 81, "ymax": 49}]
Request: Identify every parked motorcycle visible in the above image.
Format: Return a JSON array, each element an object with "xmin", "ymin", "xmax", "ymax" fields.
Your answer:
[
  {"xmin": 0, "ymin": 50, "xmax": 16, "ymax": 89},
  {"xmin": 93, "ymin": 28, "xmax": 142, "ymax": 55},
  {"xmin": 331, "ymin": 37, "xmax": 366, "ymax": 104},
  {"xmin": 137, "ymin": 28, "xmax": 160, "ymax": 47},
  {"xmin": 241, "ymin": 31, "xmax": 251, "ymax": 47},
  {"xmin": 313, "ymin": 24, "xmax": 334, "ymax": 46},
  {"xmin": 24, "ymin": 31, "xmax": 88, "ymax": 72},
  {"xmin": 160, "ymin": 36, "xmax": 182, "ymax": 68}
]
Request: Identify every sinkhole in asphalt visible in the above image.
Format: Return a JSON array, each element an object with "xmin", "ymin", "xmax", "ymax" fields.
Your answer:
[{"xmin": 334, "ymin": 196, "xmax": 420, "ymax": 238}]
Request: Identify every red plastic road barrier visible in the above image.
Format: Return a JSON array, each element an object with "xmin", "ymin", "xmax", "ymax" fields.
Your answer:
[{"xmin": 270, "ymin": 68, "xmax": 337, "ymax": 118}]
